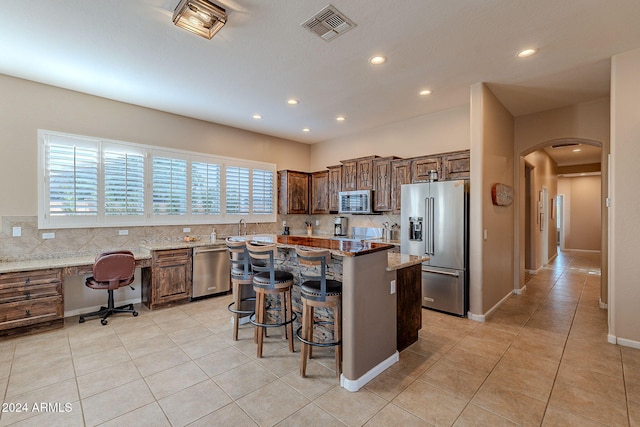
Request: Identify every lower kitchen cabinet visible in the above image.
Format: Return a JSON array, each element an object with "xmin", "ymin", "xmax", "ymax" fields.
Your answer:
[
  {"xmin": 396, "ymin": 264, "xmax": 422, "ymax": 351},
  {"xmin": 0, "ymin": 268, "xmax": 63, "ymax": 336},
  {"xmin": 142, "ymin": 248, "xmax": 192, "ymax": 310}
]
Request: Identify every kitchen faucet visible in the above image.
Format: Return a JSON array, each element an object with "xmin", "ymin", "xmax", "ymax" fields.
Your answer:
[{"xmin": 238, "ymin": 219, "xmax": 246, "ymax": 236}]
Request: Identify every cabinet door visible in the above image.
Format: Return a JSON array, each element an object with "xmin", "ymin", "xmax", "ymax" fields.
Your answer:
[
  {"xmin": 356, "ymin": 158, "xmax": 375, "ymax": 190},
  {"xmin": 373, "ymin": 158, "xmax": 393, "ymax": 211},
  {"xmin": 442, "ymin": 151, "xmax": 470, "ymax": 180},
  {"xmin": 341, "ymin": 161, "xmax": 357, "ymax": 191},
  {"xmin": 391, "ymin": 159, "xmax": 412, "ymax": 213},
  {"xmin": 411, "ymin": 156, "xmax": 441, "ymax": 183},
  {"xmin": 310, "ymin": 171, "xmax": 329, "ymax": 214},
  {"xmin": 278, "ymin": 170, "xmax": 309, "ymax": 214},
  {"xmin": 327, "ymin": 165, "xmax": 342, "ymax": 213},
  {"xmin": 152, "ymin": 249, "xmax": 192, "ymax": 305}
]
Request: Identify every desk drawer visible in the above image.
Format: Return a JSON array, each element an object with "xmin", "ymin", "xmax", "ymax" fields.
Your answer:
[
  {"xmin": 0, "ymin": 296, "xmax": 63, "ymax": 330},
  {"xmin": 0, "ymin": 269, "xmax": 62, "ymax": 287},
  {"xmin": 153, "ymin": 249, "xmax": 191, "ymax": 265},
  {"xmin": 0, "ymin": 282, "xmax": 62, "ymax": 304}
]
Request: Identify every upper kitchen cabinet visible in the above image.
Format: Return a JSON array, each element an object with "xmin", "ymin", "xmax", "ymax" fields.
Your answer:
[
  {"xmin": 411, "ymin": 155, "xmax": 441, "ymax": 183},
  {"xmin": 278, "ymin": 170, "xmax": 309, "ymax": 214},
  {"xmin": 341, "ymin": 155, "xmax": 379, "ymax": 190},
  {"xmin": 373, "ymin": 156, "xmax": 400, "ymax": 212},
  {"xmin": 391, "ymin": 159, "xmax": 412, "ymax": 213},
  {"xmin": 441, "ymin": 150, "xmax": 470, "ymax": 180},
  {"xmin": 310, "ymin": 170, "xmax": 330, "ymax": 214},
  {"xmin": 327, "ymin": 165, "xmax": 342, "ymax": 213}
]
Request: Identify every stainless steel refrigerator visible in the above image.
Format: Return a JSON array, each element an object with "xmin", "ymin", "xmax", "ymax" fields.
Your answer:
[{"xmin": 400, "ymin": 180, "xmax": 468, "ymax": 316}]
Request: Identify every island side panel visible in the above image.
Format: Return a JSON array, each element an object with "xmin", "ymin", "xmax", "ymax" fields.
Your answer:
[{"xmin": 342, "ymin": 249, "xmax": 397, "ymax": 381}]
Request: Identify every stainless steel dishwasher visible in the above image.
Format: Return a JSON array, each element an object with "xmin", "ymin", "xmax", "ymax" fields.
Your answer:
[{"xmin": 192, "ymin": 246, "xmax": 230, "ymax": 299}]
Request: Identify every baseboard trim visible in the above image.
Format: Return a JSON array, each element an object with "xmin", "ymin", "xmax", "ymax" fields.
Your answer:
[
  {"xmin": 608, "ymin": 335, "xmax": 640, "ymax": 349},
  {"xmin": 599, "ymin": 298, "xmax": 608, "ymax": 310},
  {"xmin": 65, "ymin": 297, "xmax": 142, "ymax": 318},
  {"xmin": 467, "ymin": 290, "xmax": 513, "ymax": 323},
  {"xmin": 514, "ymin": 285, "xmax": 527, "ymax": 295},
  {"xmin": 340, "ymin": 351, "xmax": 399, "ymax": 392}
]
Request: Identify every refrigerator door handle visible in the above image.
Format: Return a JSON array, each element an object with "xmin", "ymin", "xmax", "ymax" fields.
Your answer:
[
  {"xmin": 422, "ymin": 268, "xmax": 460, "ymax": 277},
  {"xmin": 430, "ymin": 196, "xmax": 435, "ymax": 255}
]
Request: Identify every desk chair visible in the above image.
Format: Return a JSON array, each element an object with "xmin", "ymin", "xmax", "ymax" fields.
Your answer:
[{"xmin": 79, "ymin": 250, "xmax": 138, "ymax": 325}]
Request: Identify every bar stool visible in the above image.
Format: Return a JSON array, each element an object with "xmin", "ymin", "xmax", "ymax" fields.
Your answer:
[
  {"xmin": 226, "ymin": 237, "xmax": 256, "ymax": 341},
  {"xmin": 295, "ymin": 248, "xmax": 342, "ymax": 378},
  {"xmin": 246, "ymin": 241, "xmax": 296, "ymax": 358}
]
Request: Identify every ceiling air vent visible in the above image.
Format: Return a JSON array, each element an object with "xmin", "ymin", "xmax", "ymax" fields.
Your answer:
[{"xmin": 301, "ymin": 5, "xmax": 356, "ymax": 41}]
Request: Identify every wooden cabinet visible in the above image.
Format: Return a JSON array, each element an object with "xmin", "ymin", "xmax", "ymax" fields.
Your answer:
[
  {"xmin": 391, "ymin": 159, "xmax": 412, "ymax": 213},
  {"xmin": 327, "ymin": 165, "xmax": 342, "ymax": 213},
  {"xmin": 143, "ymin": 248, "xmax": 192, "ymax": 310},
  {"xmin": 278, "ymin": 170, "xmax": 309, "ymax": 214},
  {"xmin": 310, "ymin": 170, "xmax": 329, "ymax": 214},
  {"xmin": 341, "ymin": 156, "xmax": 378, "ymax": 190},
  {"xmin": 396, "ymin": 264, "xmax": 422, "ymax": 351},
  {"xmin": 441, "ymin": 150, "xmax": 470, "ymax": 180},
  {"xmin": 411, "ymin": 155, "xmax": 441, "ymax": 183},
  {"xmin": 340, "ymin": 160, "xmax": 357, "ymax": 191},
  {"xmin": 373, "ymin": 156, "xmax": 398, "ymax": 212},
  {"xmin": 0, "ymin": 269, "xmax": 63, "ymax": 336}
]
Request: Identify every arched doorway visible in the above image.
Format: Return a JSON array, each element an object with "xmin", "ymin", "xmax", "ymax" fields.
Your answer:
[{"xmin": 515, "ymin": 138, "xmax": 607, "ymax": 305}]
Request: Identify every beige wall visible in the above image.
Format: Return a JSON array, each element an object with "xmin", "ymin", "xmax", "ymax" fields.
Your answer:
[
  {"xmin": 610, "ymin": 48, "xmax": 640, "ymax": 345},
  {"xmin": 310, "ymin": 106, "xmax": 470, "ymax": 170},
  {"xmin": 523, "ymin": 150, "xmax": 558, "ymax": 269},
  {"xmin": 558, "ymin": 176, "xmax": 601, "ymax": 251},
  {"xmin": 0, "ymin": 74, "xmax": 311, "ymax": 217},
  {"xmin": 469, "ymin": 83, "xmax": 515, "ymax": 316}
]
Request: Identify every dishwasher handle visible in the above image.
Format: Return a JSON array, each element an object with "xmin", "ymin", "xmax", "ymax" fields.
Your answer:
[{"xmin": 194, "ymin": 247, "xmax": 227, "ymax": 255}]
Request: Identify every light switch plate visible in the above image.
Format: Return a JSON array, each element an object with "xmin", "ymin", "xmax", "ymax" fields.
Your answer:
[
  {"xmin": 390, "ymin": 280, "xmax": 396, "ymax": 294},
  {"xmin": 183, "ymin": 227, "xmax": 191, "ymax": 233},
  {"xmin": 118, "ymin": 229, "xmax": 129, "ymax": 236}
]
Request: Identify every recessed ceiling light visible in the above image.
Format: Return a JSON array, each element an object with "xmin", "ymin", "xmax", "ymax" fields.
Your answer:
[
  {"xmin": 573, "ymin": 148, "xmax": 582, "ymax": 152},
  {"xmin": 287, "ymin": 99, "xmax": 299, "ymax": 105},
  {"xmin": 369, "ymin": 55, "xmax": 387, "ymax": 65},
  {"xmin": 517, "ymin": 48, "xmax": 538, "ymax": 58},
  {"xmin": 336, "ymin": 116, "xmax": 346, "ymax": 121},
  {"xmin": 419, "ymin": 89, "xmax": 432, "ymax": 96},
  {"xmin": 302, "ymin": 128, "xmax": 310, "ymax": 133},
  {"xmin": 252, "ymin": 114, "xmax": 262, "ymax": 119}
]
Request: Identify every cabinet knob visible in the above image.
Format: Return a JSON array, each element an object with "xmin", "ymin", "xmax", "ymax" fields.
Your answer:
[
  {"xmin": 24, "ymin": 291, "xmax": 31, "ymax": 300},
  {"xmin": 25, "ymin": 309, "xmax": 31, "ymax": 317},
  {"xmin": 25, "ymin": 277, "xmax": 30, "ymax": 285}
]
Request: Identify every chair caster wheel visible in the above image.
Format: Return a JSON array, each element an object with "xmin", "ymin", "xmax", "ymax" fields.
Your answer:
[
  {"xmin": 101, "ymin": 318, "xmax": 108, "ymax": 325},
  {"xmin": 79, "ymin": 317, "xmax": 85, "ymax": 323},
  {"xmin": 133, "ymin": 311, "xmax": 138, "ymax": 317}
]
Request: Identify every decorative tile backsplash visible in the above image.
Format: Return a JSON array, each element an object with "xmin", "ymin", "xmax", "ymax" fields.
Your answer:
[{"xmin": 0, "ymin": 213, "xmax": 400, "ymax": 261}]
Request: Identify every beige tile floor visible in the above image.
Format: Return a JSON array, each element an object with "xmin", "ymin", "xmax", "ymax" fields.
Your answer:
[{"xmin": 1, "ymin": 250, "xmax": 639, "ymax": 426}]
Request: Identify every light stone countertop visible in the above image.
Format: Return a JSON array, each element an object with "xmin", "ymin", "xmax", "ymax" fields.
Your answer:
[{"xmin": 386, "ymin": 253, "xmax": 429, "ymax": 271}]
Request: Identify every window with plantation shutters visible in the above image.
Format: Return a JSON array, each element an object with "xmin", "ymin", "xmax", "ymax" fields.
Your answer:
[
  {"xmin": 39, "ymin": 130, "xmax": 276, "ymax": 228},
  {"xmin": 252, "ymin": 169, "xmax": 274, "ymax": 214},
  {"xmin": 225, "ymin": 166, "xmax": 250, "ymax": 215},
  {"xmin": 191, "ymin": 161, "xmax": 221, "ymax": 215},
  {"xmin": 46, "ymin": 137, "xmax": 99, "ymax": 218},
  {"xmin": 152, "ymin": 156, "xmax": 187, "ymax": 216},
  {"xmin": 104, "ymin": 148, "xmax": 145, "ymax": 216}
]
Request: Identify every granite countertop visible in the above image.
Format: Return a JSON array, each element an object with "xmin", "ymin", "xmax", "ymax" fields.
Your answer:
[
  {"xmin": 238, "ymin": 234, "xmax": 396, "ymax": 257},
  {"xmin": 386, "ymin": 253, "xmax": 429, "ymax": 271}
]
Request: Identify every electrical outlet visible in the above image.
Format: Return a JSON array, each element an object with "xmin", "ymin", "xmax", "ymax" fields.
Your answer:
[
  {"xmin": 183, "ymin": 227, "xmax": 191, "ymax": 233},
  {"xmin": 282, "ymin": 220, "xmax": 286, "ymax": 227},
  {"xmin": 390, "ymin": 280, "xmax": 396, "ymax": 294},
  {"xmin": 42, "ymin": 232, "xmax": 55, "ymax": 239},
  {"xmin": 315, "ymin": 220, "xmax": 320, "ymax": 226},
  {"xmin": 12, "ymin": 227, "xmax": 21, "ymax": 237},
  {"xmin": 118, "ymin": 229, "xmax": 129, "ymax": 236}
]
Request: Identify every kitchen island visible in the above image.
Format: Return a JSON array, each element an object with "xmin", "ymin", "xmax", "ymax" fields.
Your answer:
[{"xmin": 240, "ymin": 235, "xmax": 426, "ymax": 391}]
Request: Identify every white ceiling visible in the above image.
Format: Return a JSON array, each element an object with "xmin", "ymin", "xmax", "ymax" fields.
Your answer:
[{"xmin": 1, "ymin": 0, "xmax": 639, "ymax": 148}]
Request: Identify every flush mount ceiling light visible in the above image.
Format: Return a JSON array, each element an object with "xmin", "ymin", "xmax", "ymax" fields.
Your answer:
[
  {"xmin": 369, "ymin": 55, "xmax": 387, "ymax": 65},
  {"xmin": 173, "ymin": 0, "xmax": 227, "ymax": 39},
  {"xmin": 517, "ymin": 48, "xmax": 538, "ymax": 58}
]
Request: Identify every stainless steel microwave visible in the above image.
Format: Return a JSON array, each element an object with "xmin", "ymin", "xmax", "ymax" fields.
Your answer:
[{"xmin": 338, "ymin": 190, "xmax": 373, "ymax": 214}]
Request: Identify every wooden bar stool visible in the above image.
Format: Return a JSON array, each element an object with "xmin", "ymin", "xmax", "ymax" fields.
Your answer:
[
  {"xmin": 295, "ymin": 248, "xmax": 342, "ymax": 378},
  {"xmin": 225, "ymin": 237, "xmax": 256, "ymax": 341},
  {"xmin": 246, "ymin": 241, "xmax": 296, "ymax": 358}
]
